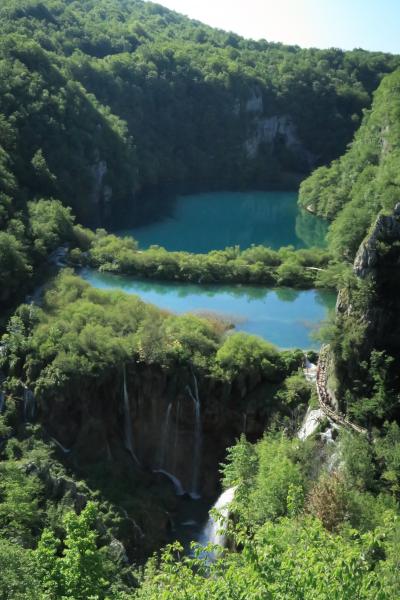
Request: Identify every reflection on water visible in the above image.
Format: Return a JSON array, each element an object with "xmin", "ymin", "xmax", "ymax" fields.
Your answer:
[
  {"xmin": 81, "ymin": 269, "xmax": 336, "ymax": 350},
  {"xmin": 116, "ymin": 191, "xmax": 328, "ymax": 253}
]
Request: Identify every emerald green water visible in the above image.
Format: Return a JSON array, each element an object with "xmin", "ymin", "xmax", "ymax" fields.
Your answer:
[
  {"xmin": 81, "ymin": 269, "xmax": 336, "ymax": 349},
  {"xmin": 118, "ymin": 191, "xmax": 328, "ymax": 253}
]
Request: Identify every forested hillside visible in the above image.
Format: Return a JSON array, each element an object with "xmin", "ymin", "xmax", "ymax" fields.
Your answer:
[
  {"xmin": 298, "ymin": 68, "xmax": 400, "ymax": 446},
  {"xmin": 1, "ymin": 0, "xmax": 399, "ymax": 229},
  {"xmin": 1, "ymin": 0, "xmax": 399, "ymax": 308},
  {"xmin": 1, "ymin": 1, "xmax": 400, "ymax": 598},
  {"xmin": 300, "ymin": 69, "xmax": 400, "ymax": 259}
]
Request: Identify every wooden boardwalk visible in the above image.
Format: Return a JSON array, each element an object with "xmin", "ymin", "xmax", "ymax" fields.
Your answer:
[{"xmin": 316, "ymin": 345, "xmax": 367, "ymax": 435}]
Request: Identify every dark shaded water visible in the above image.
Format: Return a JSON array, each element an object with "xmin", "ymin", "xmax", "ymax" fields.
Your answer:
[{"xmin": 117, "ymin": 191, "xmax": 328, "ymax": 253}]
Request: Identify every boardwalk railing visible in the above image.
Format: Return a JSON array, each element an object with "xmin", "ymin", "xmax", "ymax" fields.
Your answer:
[{"xmin": 316, "ymin": 345, "xmax": 367, "ymax": 435}]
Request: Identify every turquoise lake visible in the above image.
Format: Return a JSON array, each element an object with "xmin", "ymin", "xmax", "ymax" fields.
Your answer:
[
  {"xmin": 81, "ymin": 270, "xmax": 336, "ymax": 349},
  {"xmin": 117, "ymin": 191, "xmax": 328, "ymax": 253}
]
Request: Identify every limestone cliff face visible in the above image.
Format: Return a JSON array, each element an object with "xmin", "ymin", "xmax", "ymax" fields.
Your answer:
[
  {"xmin": 229, "ymin": 88, "xmax": 316, "ymax": 171},
  {"xmin": 90, "ymin": 159, "xmax": 113, "ymax": 225},
  {"xmin": 38, "ymin": 363, "xmax": 279, "ymax": 498},
  {"xmin": 354, "ymin": 203, "xmax": 400, "ymax": 278},
  {"xmin": 244, "ymin": 112, "xmax": 314, "ymax": 168},
  {"xmin": 244, "ymin": 87, "xmax": 264, "ymax": 115},
  {"xmin": 341, "ymin": 203, "xmax": 400, "ymax": 355}
]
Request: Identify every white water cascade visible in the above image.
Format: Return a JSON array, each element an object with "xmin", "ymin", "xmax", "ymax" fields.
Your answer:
[
  {"xmin": 242, "ymin": 412, "xmax": 247, "ymax": 434},
  {"xmin": 23, "ymin": 388, "xmax": 36, "ymax": 422},
  {"xmin": 153, "ymin": 469, "xmax": 185, "ymax": 496},
  {"xmin": 303, "ymin": 355, "xmax": 318, "ymax": 383},
  {"xmin": 297, "ymin": 407, "xmax": 324, "ymax": 440},
  {"xmin": 122, "ymin": 366, "xmax": 140, "ymax": 465},
  {"xmin": 199, "ymin": 486, "xmax": 236, "ymax": 550},
  {"xmin": 172, "ymin": 397, "xmax": 181, "ymax": 473},
  {"xmin": 158, "ymin": 402, "xmax": 172, "ymax": 469},
  {"xmin": 51, "ymin": 437, "xmax": 71, "ymax": 454},
  {"xmin": 186, "ymin": 371, "xmax": 202, "ymax": 499}
]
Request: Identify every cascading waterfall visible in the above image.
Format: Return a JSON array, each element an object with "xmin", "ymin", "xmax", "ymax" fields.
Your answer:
[
  {"xmin": 186, "ymin": 370, "xmax": 202, "ymax": 499},
  {"xmin": 172, "ymin": 397, "xmax": 181, "ymax": 473},
  {"xmin": 106, "ymin": 441, "xmax": 113, "ymax": 462},
  {"xmin": 122, "ymin": 366, "xmax": 140, "ymax": 465},
  {"xmin": 297, "ymin": 407, "xmax": 324, "ymax": 440},
  {"xmin": 51, "ymin": 437, "xmax": 71, "ymax": 454},
  {"xmin": 303, "ymin": 354, "xmax": 318, "ymax": 383},
  {"xmin": 242, "ymin": 412, "xmax": 247, "ymax": 434},
  {"xmin": 155, "ymin": 399, "xmax": 186, "ymax": 496},
  {"xmin": 153, "ymin": 469, "xmax": 185, "ymax": 496},
  {"xmin": 158, "ymin": 402, "xmax": 172, "ymax": 469},
  {"xmin": 199, "ymin": 486, "xmax": 236, "ymax": 550},
  {"xmin": 23, "ymin": 387, "xmax": 36, "ymax": 422}
]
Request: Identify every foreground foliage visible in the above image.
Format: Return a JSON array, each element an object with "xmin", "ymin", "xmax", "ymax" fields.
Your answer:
[{"xmin": 1, "ymin": 425, "xmax": 400, "ymax": 598}]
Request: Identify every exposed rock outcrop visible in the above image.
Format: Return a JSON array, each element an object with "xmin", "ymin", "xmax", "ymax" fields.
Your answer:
[
  {"xmin": 90, "ymin": 158, "xmax": 113, "ymax": 225},
  {"xmin": 244, "ymin": 114, "xmax": 314, "ymax": 168},
  {"xmin": 354, "ymin": 203, "xmax": 400, "ymax": 277},
  {"xmin": 37, "ymin": 363, "xmax": 285, "ymax": 498},
  {"xmin": 336, "ymin": 202, "xmax": 400, "ymax": 361},
  {"xmin": 245, "ymin": 87, "xmax": 263, "ymax": 114}
]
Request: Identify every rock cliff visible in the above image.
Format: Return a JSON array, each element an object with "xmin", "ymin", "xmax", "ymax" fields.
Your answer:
[
  {"xmin": 244, "ymin": 112, "xmax": 314, "ymax": 169},
  {"xmin": 352, "ymin": 203, "xmax": 400, "ymax": 352},
  {"xmin": 37, "ymin": 362, "xmax": 286, "ymax": 499},
  {"xmin": 354, "ymin": 203, "xmax": 400, "ymax": 278}
]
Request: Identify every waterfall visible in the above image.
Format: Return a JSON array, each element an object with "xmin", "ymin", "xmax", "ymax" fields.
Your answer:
[
  {"xmin": 186, "ymin": 371, "xmax": 202, "ymax": 499},
  {"xmin": 122, "ymin": 366, "xmax": 140, "ymax": 465},
  {"xmin": 23, "ymin": 387, "xmax": 36, "ymax": 422},
  {"xmin": 242, "ymin": 412, "xmax": 247, "ymax": 434},
  {"xmin": 172, "ymin": 397, "xmax": 181, "ymax": 473},
  {"xmin": 199, "ymin": 487, "xmax": 236, "ymax": 550},
  {"xmin": 51, "ymin": 437, "xmax": 71, "ymax": 454},
  {"xmin": 304, "ymin": 354, "xmax": 318, "ymax": 383},
  {"xmin": 297, "ymin": 407, "xmax": 324, "ymax": 440},
  {"xmin": 106, "ymin": 441, "xmax": 113, "ymax": 462},
  {"xmin": 158, "ymin": 402, "xmax": 172, "ymax": 469},
  {"xmin": 153, "ymin": 469, "xmax": 185, "ymax": 496}
]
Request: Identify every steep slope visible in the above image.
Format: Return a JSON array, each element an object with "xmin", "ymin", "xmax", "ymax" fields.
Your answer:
[
  {"xmin": 299, "ymin": 71, "xmax": 400, "ymax": 426},
  {"xmin": 299, "ymin": 69, "xmax": 400, "ymax": 259},
  {"xmin": 0, "ymin": 0, "xmax": 399, "ymax": 230}
]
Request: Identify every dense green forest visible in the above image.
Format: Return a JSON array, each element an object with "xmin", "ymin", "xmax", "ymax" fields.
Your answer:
[
  {"xmin": 298, "ymin": 68, "xmax": 400, "ymax": 433},
  {"xmin": 84, "ymin": 231, "xmax": 332, "ymax": 287},
  {"xmin": 1, "ymin": 273, "xmax": 400, "ymax": 598},
  {"xmin": 299, "ymin": 69, "xmax": 400, "ymax": 260},
  {"xmin": 1, "ymin": 0, "xmax": 400, "ymax": 598},
  {"xmin": 1, "ymin": 0, "xmax": 399, "ymax": 232},
  {"xmin": 2, "ymin": 0, "xmax": 400, "ymax": 302}
]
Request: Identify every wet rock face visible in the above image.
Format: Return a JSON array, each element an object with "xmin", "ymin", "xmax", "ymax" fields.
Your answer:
[
  {"xmin": 354, "ymin": 204, "xmax": 400, "ymax": 278},
  {"xmin": 344, "ymin": 203, "xmax": 400, "ymax": 356},
  {"xmin": 38, "ymin": 364, "xmax": 275, "ymax": 498}
]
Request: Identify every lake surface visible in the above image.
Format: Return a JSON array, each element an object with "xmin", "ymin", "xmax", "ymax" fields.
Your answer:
[
  {"xmin": 81, "ymin": 269, "xmax": 336, "ymax": 349},
  {"xmin": 118, "ymin": 191, "xmax": 328, "ymax": 253}
]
